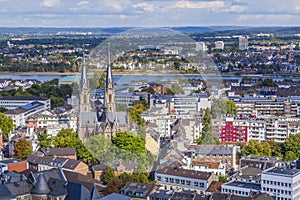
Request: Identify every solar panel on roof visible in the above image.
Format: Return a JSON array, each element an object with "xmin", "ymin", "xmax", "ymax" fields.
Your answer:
[{"xmin": 21, "ymin": 102, "xmax": 42, "ymax": 110}]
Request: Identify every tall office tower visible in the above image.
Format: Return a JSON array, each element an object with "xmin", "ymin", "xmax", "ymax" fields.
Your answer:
[{"xmin": 239, "ymin": 36, "xmax": 248, "ymax": 50}]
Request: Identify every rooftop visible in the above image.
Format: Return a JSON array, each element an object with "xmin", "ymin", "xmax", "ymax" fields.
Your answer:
[
  {"xmin": 0, "ymin": 96, "xmax": 48, "ymax": 101},
  {"xmin": 188, "ymin": 144, "xmax": 235, "ymax": 155},
  {"xmin": 207, "ymin": 181, "xmax": 223, "ymax": 193},
  {"xmin": 21, "ymin": 101, "xmax": 44, "ymax": 110},
  {"xmin": 224, "ymin": 181, "xmax": 261, "ymax": 191},
  {"xmin": 242, "ymin": 155, "xmax": 282, "ymax": 163},
  {"xmin": 27, "ymin": 154, "xmax": 82, "ymax": 170},
  {"xmin": 156, "ymin": 166, "xmax": 213, "ymax": 180},
  {"xmin": 40, "ymin": 147, "xmax": 76, "ymax": 157},
  {"xmin": 191, "ymin": 161, "xmax": 220, "ymax": 169},
  {"xmin": 119, "ymin": 182, "xmax": 155, "ymax": 198},
  {"xmin": 0, "ymin": 158, "xmax": 25, "ymax": 164},
  {"xmin": 263, "ymin": 167, "xmax": 300, "ymax": 176}
]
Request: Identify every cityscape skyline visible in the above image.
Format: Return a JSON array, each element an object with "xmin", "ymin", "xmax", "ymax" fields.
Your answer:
[{"xmin": 0, "ymin": 0, "xmax": 299, "ymax": 27}]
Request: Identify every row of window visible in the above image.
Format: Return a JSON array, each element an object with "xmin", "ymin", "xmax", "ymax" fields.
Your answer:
[
  {"xmin": 157, "ymin": 176, "xmax": 205, "ymax": 188},
  {"xmin": 263, "ymin": 180, "xmax": 292, "ymax": 187},
  {"xmin": 222, "ymin": 188, "xmax": 249, "ymax": 196},
  {"xmin": 263, "ymin": 187, "xmax": 292, "ymax": 195}
]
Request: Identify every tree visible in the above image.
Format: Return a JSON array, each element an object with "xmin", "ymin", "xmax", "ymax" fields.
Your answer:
[
  {"xmin": 226, "ymin": 100, "xmax": 238, "ymax": 115},
  {"xmin": 284, "ymin": 133, "xmax": 300, "ymax": 160},
  {"xmin": 112, "ymin": 132, "xmax": 146, "ymax": 154},
  {"xmin": 263, "ymin": 140, "xmax": 283, "ymax": 157},
  {"xmin": 128, "ymin": 101, "xmax": 149, "ymax": 122},
  {"xmin": 50, "ymin": 95, "xmax": 65, "ymax": 109},
  {"xmin": 0, "ymin": 113, "xmax": 14, "ymax": 139},
  {"xmin": 85, "ymin": 135, "xmax": 113, "ymax": 162},
  {"xmin": 104, "ymin": 177, "xmax": 125, "ymax": 194},
  {"xmin": 284, "ymin": 151, "xmax": 297, "ymax": 162},
  {"xmin": 170, "ymin": 83, "xmax": 184, "ymax": 95},
  {"xmin": 241, "ymin": 140, "xmax": 271, "ymax": 156},
  {"xmin": 212, "ymin": 99, "xmax": 237, "ymax": 118},
  {"xmin": 102, "ymin": 166, "xmax": 115, "ymax": 185},
  {"xmin": 89, "ymin": 71, "xmax": 106, "ymax": 90},
  {"xmin": 14, "ymin": 138, "xmax": 33, "ymax": 159},
  {"xmin": 197, "ymin": 108, "xmax": 218, "ymax": 145},
  {"xmin": 51, "ymin": 128, "xmax": 97, "ymax": 163},
  {"xmin": 38, "ymin": 132, "xmax": 52, "ymax": 148},
  {"xmin": 218, "ymin": 175, "xmax": 228, "ymax": 183}
]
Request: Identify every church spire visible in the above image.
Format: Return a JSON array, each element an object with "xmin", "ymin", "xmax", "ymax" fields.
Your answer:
[
  {"xmin": 79, "ymin": 51, "xmax": 91, "ymax": 113},
  {"xmin": 81, "ymin": 53, "xmax": 88, "ymax": 90},
  {"xmin": 104, "ymin": 45, "xmax": 115, "ymax": 113},
  {"xmin": 106, "ymin": 45, "xmax": 113, "ymax": 90}
]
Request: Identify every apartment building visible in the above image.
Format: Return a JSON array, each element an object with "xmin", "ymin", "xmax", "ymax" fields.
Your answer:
[
  {"xmin": 5, "ymin": 101, "xmax": 49, "ymax": 127},
  {"xmin": 248, "ymin": 118, "xmax": 266, "ymax": 142},
  {"xmin": 0, "ymin": 96, "xmax": 50, "ymax": 110},
  {"xmin": 169, "ymin": 96, "xmax": 201, "ymax": 114},
  {"xmin": 26, "ymin": 109, "xmax": 77, "ymax": 136},
  {"xmin": 213, "ymin": 115, "xmax": 249, "ymax": 143},
  {"xmin": 237, "ymin": 97, "xmax": 298, "ymax": 116},
  {"xmin": 262, "ymin": 166, "xmax": 300, "ymax": 200},
  {"xmin": 155, "ymin": 166, "xmax": 218, "ymax": 194},
  {"xmin": 265, "ymin": 117, "xmax": 300, "ymax": 142}
]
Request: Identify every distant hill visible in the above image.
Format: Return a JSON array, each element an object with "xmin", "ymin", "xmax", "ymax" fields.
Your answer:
[{"xmin": 0, "ymin": 26, "xmax": 300, "ymax": 36}]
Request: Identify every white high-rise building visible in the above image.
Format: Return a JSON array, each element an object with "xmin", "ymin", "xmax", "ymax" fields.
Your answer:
[
  {"xmin": 239, "ymin": 36, "xmax": 248, "ymax": 50},
  {"xmin": 262, "ymin": 166, "xmax": 300, "ymax": 200},
  {"xmin": 196, "ymin": 42, "xmax": 207, "ymax": 51},
  {"xmin": 215, "ymin": 41, "xmax": 224, "ymax": 50}
]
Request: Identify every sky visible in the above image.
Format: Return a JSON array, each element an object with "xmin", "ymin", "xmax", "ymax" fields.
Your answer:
[{"xmin": 0, "ymin": 0, "xmax": 299, "ymax": 27}]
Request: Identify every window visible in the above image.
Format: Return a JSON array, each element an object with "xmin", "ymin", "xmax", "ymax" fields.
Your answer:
[
  {"xmin": 157, "ymin": 176, "xmax": 161, "ymax": 181},
  {"xmin": 109, "ymin": 94, "xmax": 112, "ymax": 103},
  {"xmin": 199, "ymin": 182, "xmax": 204, "ymax": 188},
  {"xmin": 181, "ymin": 179, "xmax": 185, "ymax": 185},
  {"xmin": 170, "ymin": 178, "xmax": 174, "ymax": 183},
  {"xmin": 175, "ymin": 179, "xmax": 179, "ymax": 184},
  {"xmin": 186, "ymin": 180, "xmax": 191, "ymax": 186},
  {"xmin": 164, "ymin": 177, "xmax": 169, "ymax": 182},
  {"xmin": 194, "ymin": 182, "xmax": 198, "ymax": 187}
]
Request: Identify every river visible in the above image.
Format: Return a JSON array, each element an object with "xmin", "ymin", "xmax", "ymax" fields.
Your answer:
[{"xmin": 0, "ymin": 73, "xmax": 297, "ymax": 84}]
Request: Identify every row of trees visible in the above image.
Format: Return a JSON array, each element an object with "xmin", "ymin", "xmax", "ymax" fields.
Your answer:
[{"xmin": 242, "ymin": 133, "xmax": 300, "ymax": 161}]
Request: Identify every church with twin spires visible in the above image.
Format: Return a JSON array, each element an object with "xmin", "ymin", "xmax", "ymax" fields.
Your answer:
[{"xmin": 78, "ymin": 53, "xmax": 129, "ymax": 141}]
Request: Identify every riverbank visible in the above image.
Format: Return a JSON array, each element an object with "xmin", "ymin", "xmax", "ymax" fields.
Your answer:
[{"xmin": 0, "ymin": 70, "xmax": 297, "ymax": 78}]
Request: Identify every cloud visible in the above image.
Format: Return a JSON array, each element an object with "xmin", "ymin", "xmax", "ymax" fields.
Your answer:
[
  {"xmin": 78, "ymin": 1, "xmax": 89, "ymax": 6},
  {"xmin": 70, "ymin": 1, "xmax": 91, "ymax": 11},
  {"xmin": 132, "ymin": 2, "xmax": 156, "ymax": 12},
  {"xmin": 173, "ymin": 0, "xmax": 225, "ymax": 10},
  {"xmin": 41, "ymin": 0, "xmax": 61, "ymax": 7},
  {"xmin": 223, "ymin": 5, "xmax": 247, "ymax": 13}
]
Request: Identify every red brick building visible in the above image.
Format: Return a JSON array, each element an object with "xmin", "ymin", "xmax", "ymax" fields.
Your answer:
[{"xmin": 213, "ymin": 116, "xmax": 249, "ymax": 143}]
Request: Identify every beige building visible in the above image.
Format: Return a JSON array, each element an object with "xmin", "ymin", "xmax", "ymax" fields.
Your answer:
[{"xmin": 188, "ymin": 144, "xmax": 239, "ymax": 170}]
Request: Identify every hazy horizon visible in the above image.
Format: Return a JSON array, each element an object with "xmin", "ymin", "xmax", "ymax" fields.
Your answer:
[{"xmin": 0, "ymin": 0, "xmax": 299, "ymax": 27}]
